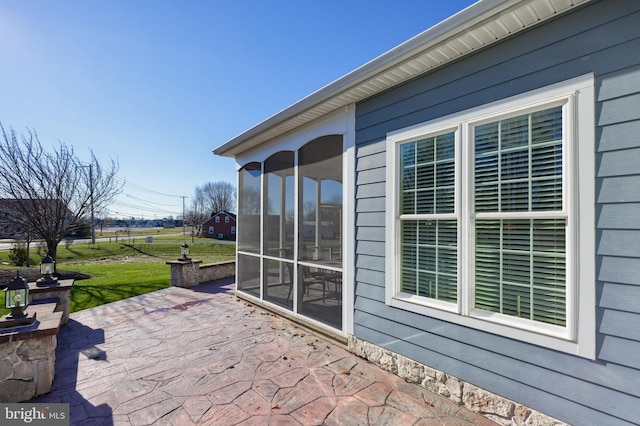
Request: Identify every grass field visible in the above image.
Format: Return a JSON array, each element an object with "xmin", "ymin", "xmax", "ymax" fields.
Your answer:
[{"xmin": 0, "ymin": 236, "xmax": 235, "ymax": 314}]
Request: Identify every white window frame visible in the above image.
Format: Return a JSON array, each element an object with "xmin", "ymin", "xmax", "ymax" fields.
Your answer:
[
  {"xmin": 231, "ymin": 226, "xmax": 236, "ymax": 234},
  {"xmin": 209, "ymin": 226, "xmax": 214, "ymax": 234},
  {"xmin": 215, "ymin": 216, "xmax": 220, "ymax": 223},
  {"xmin": 225, "ymin": 216, "xmax": 230, "ymax": 223},
  {"xmin": 385, "ymin": 74, "xmax": 595, "ymax": 358}
]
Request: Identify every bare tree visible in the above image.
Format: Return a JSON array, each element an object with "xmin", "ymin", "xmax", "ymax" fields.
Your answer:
[
  {"xmin": 239, "ymin": 186, "xmax": 260, "ymax": 216},
  {"xmin": 193, "ymin": 181, "xmax": 236, "ymax": 215},
  {"xmin": 186, "ymin": 181, "xmax": 236, "ymax": 241},
  {"xmin": 0, "ymin": 124, "xmax": 123, "ymax": 260},
  {"xmin": 184, "ymin": 207, "xmax": 209, "ymax": 242}
]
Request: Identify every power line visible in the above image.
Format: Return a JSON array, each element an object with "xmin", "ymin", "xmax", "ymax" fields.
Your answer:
[
  {"xmin": 114, "ymin": 177, "xmax": 186, "ymax": 198},
  {"xmin": 125, "ymin": 194, "xmax": 181, "ymax": 207},
  {"xmin": 108, "ymin": 177, "xmax": 189, "ymax": 218},
  {"xmin": 111, "ymin": 200, "xmax": 180, "ymax": 215},
  {"xmin": 111, "ymin": 210, "xmax": 178, "ymax": 219}
]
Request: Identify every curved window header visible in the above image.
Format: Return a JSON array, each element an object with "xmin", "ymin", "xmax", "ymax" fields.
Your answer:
[
  {"xmin": 264, "ymin": 151, "xmax": 294, "ymax": 174},
  {"xmin": 240, "ymin": 162, "xmax": 261, "ymax": 173},
  {"xmin": 240, "ymin": 135, "xmax": 343, "ymax": 171},
  {"xmin": 299, "ymin": 135, "xmax": 342, "ymax": 166}
]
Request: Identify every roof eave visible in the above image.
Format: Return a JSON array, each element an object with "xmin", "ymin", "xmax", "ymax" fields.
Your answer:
[{"xmin": 214, "ymin": 0, "xmax": 592, "ymax": 158}]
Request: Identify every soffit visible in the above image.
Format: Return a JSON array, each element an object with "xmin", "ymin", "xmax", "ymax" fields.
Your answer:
[{"xmin": 214, "ymin": 0, "xmax": 593, "ymax": 157}]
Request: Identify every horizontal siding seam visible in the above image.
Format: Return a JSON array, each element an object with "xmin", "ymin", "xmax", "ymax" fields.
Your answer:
[
  {"xmin": 596, "ymin": 172, "xmax": 640, "ymax": 179},
  {"xmin": 596, "ymin": 68, "xmax": 640, "ymax": 103},
  {"xmin": 597, "ymin": 254, "xmax": 640, "ymax": 262},
  {"xmin": 599, "ymin": 309, "xmax": 640, "ymax": 341},
  {"xmin": 596, "ymin": 117, "xmax": 640, "ymax": 128},
  {"xmin": 356, "ymin": 239, "xmax": 386, "ymax": 244},
  {"xmin": 596, "ymin": 201, "xmax": 640, "ymax": 206},
  {"xmin": 356, "ymin": 282, "xmax": 385, "ymax": 292},
  {"xmin": 596, "ymin": 66, "xmax": 640, "ymax": 104}
]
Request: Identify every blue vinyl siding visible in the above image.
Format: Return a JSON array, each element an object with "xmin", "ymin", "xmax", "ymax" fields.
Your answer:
[{"xmin": 353, "ymin": 1, "xmax": 640, "ymax": 424}]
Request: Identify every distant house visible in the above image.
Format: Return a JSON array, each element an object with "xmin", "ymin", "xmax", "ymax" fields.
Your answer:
[
  {"xmin": 201, "ymin": 211, "xmax": 236, "ymax": 240},
  {"xmin": 0, "ymin": 200, "xmax": 25, "ymax": 238},
  {"xmin": 0, "ymin": 198, "xmax": 73, "ymax": 239}
]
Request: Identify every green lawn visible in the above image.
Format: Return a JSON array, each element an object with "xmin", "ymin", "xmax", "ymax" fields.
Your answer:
[
  {"xmin": 0, "ymin": 236, "xmax": 235, "ymax": 314},
  {"xmin": 67, "ymin": 262, "xmax": 175, "ymax": 312}
]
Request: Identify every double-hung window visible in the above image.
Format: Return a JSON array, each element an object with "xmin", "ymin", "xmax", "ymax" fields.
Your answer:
[
  {"xmin": 398, "ymin": 130, "xmax": 460, "ymax": 310},
  {"xmin": 385, "ymin": 75, "xmax": 595, "ymax": 357}
]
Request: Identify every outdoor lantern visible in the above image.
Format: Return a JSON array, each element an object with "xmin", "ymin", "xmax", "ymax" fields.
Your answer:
[
  {"xmin": 180, "ymin": 243, "xmax": 190, "ymax": 261},
  {"xmin": 5, "ymin": 272, "xmax": 29, "ymax": 319},
  {"xmin": 37, "ymin": 254, "xmax": 58, "ymax": 286}
]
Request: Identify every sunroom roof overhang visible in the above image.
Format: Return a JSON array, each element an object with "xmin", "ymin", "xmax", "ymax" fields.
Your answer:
[{"xmin": 213, "ymin": 0, "xmax": 592, "ymax": 158}]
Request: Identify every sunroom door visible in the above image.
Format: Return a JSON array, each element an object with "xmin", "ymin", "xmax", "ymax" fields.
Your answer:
[{"xmin": 297, "ymin": 135, "xmax": 343, "ymax": 329}]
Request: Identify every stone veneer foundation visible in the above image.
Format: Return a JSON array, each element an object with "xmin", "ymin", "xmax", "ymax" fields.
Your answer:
[{"xmin": 348, "ymin": 336, "xmax": 568, "ymax": 426}]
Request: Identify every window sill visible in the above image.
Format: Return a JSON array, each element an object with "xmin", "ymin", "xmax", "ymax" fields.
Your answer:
[{"xmin": 387, "ymin": 295, "xmax": 593, "ymax": 359}]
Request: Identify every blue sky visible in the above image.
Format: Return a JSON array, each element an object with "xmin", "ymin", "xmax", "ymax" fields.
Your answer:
[{"xmin": 0, "ymin": 0, "xmax": 476, "ymax": 219}]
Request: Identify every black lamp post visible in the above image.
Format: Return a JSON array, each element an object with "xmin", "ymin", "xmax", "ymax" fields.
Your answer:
[
  {"xmin": 180, "ymin": 243, "xmax": 191, "ymax": 261},
  {"xmin": 36, "ymin": 255, "xmax": 58, "ymax": 286},
  {"xmin": 5, "ymin": 272, "xmax": 29, "ymax": 320}
]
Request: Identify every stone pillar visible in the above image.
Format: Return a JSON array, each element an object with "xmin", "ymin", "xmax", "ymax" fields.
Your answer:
[
  {"xmin": 0, "ymin": 307, "xmax": 62, "ymax": 402},
  {"xmin": 28, "ymin": 279, "xmax": 74, "ymax": 325},
  {"xmin": 166, "ymin": 260, "xmax": 203, "ymax": 287}
]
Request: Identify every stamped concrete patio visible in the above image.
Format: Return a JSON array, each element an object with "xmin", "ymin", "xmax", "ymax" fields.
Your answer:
[{"xmin": 31, "ymin": 278, "xmax": 496, "ymax": 425}]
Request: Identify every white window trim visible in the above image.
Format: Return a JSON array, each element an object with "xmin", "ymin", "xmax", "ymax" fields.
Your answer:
[{"xmin": 385, "ymin": 74, "xmax": 595, "ymax": 358}]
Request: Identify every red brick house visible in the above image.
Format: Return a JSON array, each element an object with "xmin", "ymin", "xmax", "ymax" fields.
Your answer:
[{"xmin": 200, "ymin": 211, "xmax": 236, "ymax": 240}]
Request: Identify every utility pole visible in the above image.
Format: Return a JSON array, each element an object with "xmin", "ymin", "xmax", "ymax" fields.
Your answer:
[
  {"xmin": 82, "ymin": 163, "xmax": 96, "ymax": 244},
  {"xmin": 90, "ymin": 164, "xmax": 95, "ymax": 244},
  {"xmin": 181, "ymin": 196, "xmax": 186, "ymax": 236}
]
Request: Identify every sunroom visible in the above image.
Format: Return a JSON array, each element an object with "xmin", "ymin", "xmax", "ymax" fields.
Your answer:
[{"xmin": 215, "ymin": 107, "xmax": 356, "ymax": 336}]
